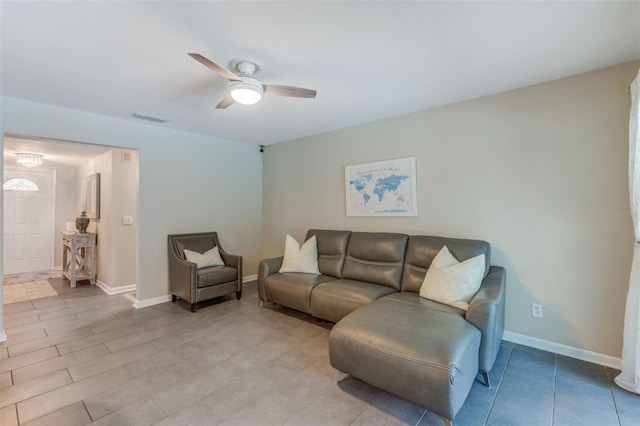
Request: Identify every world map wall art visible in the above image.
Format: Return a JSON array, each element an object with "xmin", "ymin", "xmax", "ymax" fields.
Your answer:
[{"xmin": 345, "ymin": 157, "xmax": 418, "ymax": 217}]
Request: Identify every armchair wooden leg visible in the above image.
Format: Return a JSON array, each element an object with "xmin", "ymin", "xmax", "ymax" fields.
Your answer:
[
  {"xmin": 190, "ymin": 303, "xmax": 197, "ymax": 313},
  {"xmin": 235, "ymin": 291, "xmax": 242, "ymax": 300}
]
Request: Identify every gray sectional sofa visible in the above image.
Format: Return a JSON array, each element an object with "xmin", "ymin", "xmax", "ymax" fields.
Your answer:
[{"xmin": 258, "ymin": 229, "xmax": 506, "ymax": 425}]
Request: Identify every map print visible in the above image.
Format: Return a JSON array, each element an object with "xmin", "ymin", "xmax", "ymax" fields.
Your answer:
[{"xmin": 345, "ymin": 157, "xmax": 417, "ymax": 216}]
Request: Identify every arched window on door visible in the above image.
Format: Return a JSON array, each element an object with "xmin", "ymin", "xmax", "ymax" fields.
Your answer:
[{"xmin": 3, "ymin": 178, "xmax": 39, "ymax": 191}]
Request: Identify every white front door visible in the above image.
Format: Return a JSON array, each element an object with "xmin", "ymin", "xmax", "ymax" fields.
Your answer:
[{"xmin": 3, "ymin": 168, "xmax": 54, "ymax": 274}]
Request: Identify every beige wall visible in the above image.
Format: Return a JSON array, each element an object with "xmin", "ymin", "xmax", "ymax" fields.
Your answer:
[
  {"xmin": 76, "ymin": 148, "xmax": 137, "ymax": 289},
  {"xmin": 263, "ymin": 61, "xmax": 640, "ymax": 357},
  {"xmin": 109, "ymin": 149, "xmax": 137, "ymax": 288}
]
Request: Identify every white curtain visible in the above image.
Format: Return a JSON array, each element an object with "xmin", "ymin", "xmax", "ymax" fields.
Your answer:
[{"xmin": 616, "ymin": 69, "xmax": 640, "ymax": 395}]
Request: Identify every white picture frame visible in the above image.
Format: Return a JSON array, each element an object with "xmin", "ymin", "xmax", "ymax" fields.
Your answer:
[
  {"xmin": 345, "ymin": 157, "xmax": 418, "ymax": 217},
  {"xmin": 82, "ymin": 173, "xmax": 100, "ymax": 219}
]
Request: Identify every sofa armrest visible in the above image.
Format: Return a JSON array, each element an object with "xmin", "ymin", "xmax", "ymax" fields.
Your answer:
[
  {"xmin": 218, "ymin": 248, "xmax": 243, "ymax": 291},
  {"xmin": 219, "ymin": 248, "xmax": 239, "ymax": 269},
  {"xmin": 465, "ymin": 266, "xmax": 506, "ymax": 374},
  {"xmin": 168, "ymin": 247, "xmax": 198, "ymax": 303},
  {"xmin": 258, "ymin": 256, "xmax": 284, "ymax": 302}
]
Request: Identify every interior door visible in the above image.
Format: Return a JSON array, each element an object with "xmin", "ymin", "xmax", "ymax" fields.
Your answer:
[{"xmin": 3, "ymin": 168, "xmax": 54, "ymax": 274}]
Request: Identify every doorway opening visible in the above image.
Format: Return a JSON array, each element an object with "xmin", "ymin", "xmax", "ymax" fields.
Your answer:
[{"xmin": 2, "ymin": 134, "xmax": 140, "ymax": 307}]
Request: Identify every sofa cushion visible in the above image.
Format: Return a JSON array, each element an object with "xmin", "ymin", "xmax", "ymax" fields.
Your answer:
[
  {"xmin": 380, "ymin": 291, "xmax": 465, "ymax": 316},
  {"xmin": 197, "ymin": 265, "xmax": 238, "ymax": 288},
  {"xmin": 279, "ymin": 234, "xmax": 320, "ymax": 274},
  {"xmin": 329, "ymin": 291, "xmax": 480, "ymax": 420},
  {"xmin": 265, "ymin": 272, "xmax": 336, "ymax": 314},
  {"xmin": 402, "ymin": 236, "xmax": 491, "ymax": 293},
  {"xmin": 310, "ymin": 279, "xmax": 397, "ymax": 322},
  {"xmin": 305, "ymin": 229, "xmax": 351, "ymax": 278},
  {"xmin": 341, "ymin": 232, "xmax": 408, "ymax": 290}
]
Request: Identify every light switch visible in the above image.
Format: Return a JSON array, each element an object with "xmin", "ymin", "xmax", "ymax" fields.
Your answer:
[{"xmin": 122, "ymin": 215, "xmax": 134, "ymax": 225}]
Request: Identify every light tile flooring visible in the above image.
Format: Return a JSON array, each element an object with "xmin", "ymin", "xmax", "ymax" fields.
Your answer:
[
  {"xmin": 0, "ymin": 277, "xmax": 639, "ymax": 425},
  {"xmin": 3, "ymin": 272, "xmax": 61, "ymax": 304}
]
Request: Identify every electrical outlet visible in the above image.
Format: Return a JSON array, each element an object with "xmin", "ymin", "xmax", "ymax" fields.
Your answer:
[
  {"xmin": 122, "ymin": 215, "xmax": 134, "ymax": 225},
  {"xmin": 531, "ymin": 303, "xmax": 543, "ymax": 318}
]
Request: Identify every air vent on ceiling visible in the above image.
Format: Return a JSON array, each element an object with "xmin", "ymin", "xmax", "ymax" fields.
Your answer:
[{"xmin": 129, "ymin": 112, "xmax": 169, "ymax": 123}]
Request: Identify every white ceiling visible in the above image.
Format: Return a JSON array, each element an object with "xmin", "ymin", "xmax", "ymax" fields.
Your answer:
[{"xmin": 1, "ymin": 1, "xmax": 639, "ymax": 146}]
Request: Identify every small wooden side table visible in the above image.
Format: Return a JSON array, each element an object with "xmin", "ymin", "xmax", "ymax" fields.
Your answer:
[{"xmin": 62, "ymin": 231, "xmax": 97, "ymax": 288}]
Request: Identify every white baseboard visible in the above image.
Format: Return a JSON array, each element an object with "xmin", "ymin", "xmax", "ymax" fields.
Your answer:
[
  {"xmin": 503, "ymin": 330, "xmax": 621, "ymax": 369},
  {"xmin": 133, "ymin": 294, "xmax": 172, "ymax": 309},
  {"xmin": 0, "ymin": 330, "xmax": 6, "ymax": 343},
  {"xmin": 131, "ymin": 277, "xmax": 254, "ymax": 310},
  {"xmin": 95, "ymin": 280, "xmax": 136, "ymax": 296},
  {"xmin": 53, "ymin": 266, "xmax": 62, "ymax": 271}
]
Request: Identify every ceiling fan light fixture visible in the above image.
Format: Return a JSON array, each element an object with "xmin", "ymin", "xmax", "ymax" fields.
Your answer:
[
  {"xmin": 188, "ymin": 53, "xmax": 316, "ymax": 109},
  {"xmin": 230, "ymin": 78, "xmax": 263, "ymax": 105}
]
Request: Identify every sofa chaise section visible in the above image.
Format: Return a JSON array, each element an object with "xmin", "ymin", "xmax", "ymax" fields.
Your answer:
[
  {"xmin": 399, "ymin": 235, "xmax": 505, "ymax": 378},
  {"xmin": 328, "ymin": 235, "xmax": 505, "ymax": 424},
  {"xmin": 330, "ymin": 293, "xmax": 481, "ymax": 424}
]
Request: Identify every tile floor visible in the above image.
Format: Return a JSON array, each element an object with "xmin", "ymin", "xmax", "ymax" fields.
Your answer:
[
  {"xmin": 0, "ymin": 276, "xmax": 639, "ymax": 425},
  {"xmin": 3, "ymin": 272, "xmax": 61, "ymax": 304}
]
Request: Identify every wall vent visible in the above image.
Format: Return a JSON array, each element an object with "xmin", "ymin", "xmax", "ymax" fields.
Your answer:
[
  {"xmin": 121, "ymin": 150, "xmax": 133, "ymax": 163},
  {"xmin": 129, "ymin": 112, "xmax": 169, "ymax": 123}
]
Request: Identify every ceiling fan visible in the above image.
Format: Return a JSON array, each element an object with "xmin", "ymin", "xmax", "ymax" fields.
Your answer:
[{"xmin": 188, "ymin": 53, "xmax": 317, "ymax": 109}]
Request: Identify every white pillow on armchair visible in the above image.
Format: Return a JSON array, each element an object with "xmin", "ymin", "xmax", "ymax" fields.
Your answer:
[{"xmin": 183, "ymin": 246, "xmax": 225, "ymax": 269}]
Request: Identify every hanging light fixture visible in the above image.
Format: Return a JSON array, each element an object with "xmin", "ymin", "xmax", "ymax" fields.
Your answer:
[{"xmin": 16, "ymin": 153, "xmax": 43, "ymax": 168}]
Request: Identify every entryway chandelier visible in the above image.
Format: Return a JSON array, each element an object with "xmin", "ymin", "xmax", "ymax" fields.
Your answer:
[{"xmin": 16, "ymin": 153, "xmax": 43, "ymax": 168}]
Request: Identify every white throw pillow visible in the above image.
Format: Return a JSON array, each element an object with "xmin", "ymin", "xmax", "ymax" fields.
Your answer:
[
  {"xmin": 183, "ymin": 246, "xmax": 225, "ymax": 269},
  {"xmin": 279, "ymin": 234, "xmax": 320, "ymax": 274},
  {"xmin": 419, "ymin": 245, "xmax": 485, "ymax": 311}
]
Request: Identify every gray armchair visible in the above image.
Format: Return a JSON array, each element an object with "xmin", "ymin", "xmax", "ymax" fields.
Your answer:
[{"xmin": 168, "ymin": 232, "xmax": 242, "ymax": 312}]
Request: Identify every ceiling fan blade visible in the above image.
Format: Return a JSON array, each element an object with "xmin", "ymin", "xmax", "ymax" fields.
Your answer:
[
  {"xmin": 216, "ymin": 94, "xmax": 235, "ymax": 109},
  {"xmin": 188, "ymin": 53, "xmax": 240, "ymax": 81},
  {"xmin": 263, "ymin": 84, "xmax": 317, "ymax": 98}
]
